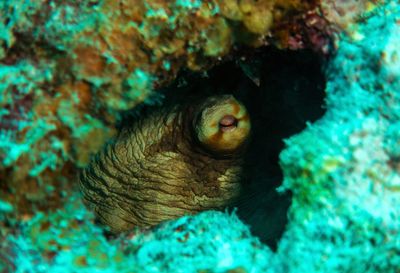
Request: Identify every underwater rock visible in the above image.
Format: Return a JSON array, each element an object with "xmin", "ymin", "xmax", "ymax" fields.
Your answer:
[
  {"xmin": 80, "ymin": 95, "xmax": 251, "ymax": 232},
  {"xmin": 6, "ymin": 194, "xmax": 273, "ymax": 273},
  {"xmin": 0, "ymin": 0, "xmax": 333, "ymax": 214},
  {"xmin": 3, "ymin": 1, "xmax": 400, "ymax": 273},
  {"xmin": 275, "ymin": 1, "xmax": 400, "ymax": 272}
]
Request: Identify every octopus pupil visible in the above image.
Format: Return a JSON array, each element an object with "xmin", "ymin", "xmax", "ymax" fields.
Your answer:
[{"xmin": 219, "ymin": 115, "xmax": 238, "ymax": 132}]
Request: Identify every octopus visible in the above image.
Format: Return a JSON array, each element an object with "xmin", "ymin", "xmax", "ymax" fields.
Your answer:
[{"xmin": 79, "ymin": 94, "xmax": 251, "ymax": 232}]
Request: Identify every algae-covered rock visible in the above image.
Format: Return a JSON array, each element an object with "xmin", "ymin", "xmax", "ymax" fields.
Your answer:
[
  {"xmin": 0, "ymin": 0, "xmax": 331, "ymax": 214},
  {"xmin": 2, "ymin": 0, "xmax": 400, "ymax": 273},
  {"xmin": 276, "ymin": 1, "xmax": 400, "ymax": 272},
  {"xmin": 5, "ymin": 194, "xmax": 273, "ymax": 273}
]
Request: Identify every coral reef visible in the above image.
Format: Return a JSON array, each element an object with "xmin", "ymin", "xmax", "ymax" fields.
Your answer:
[
  {"xmin": 3, "ymin": 194, "xmax": 273, "ymax": 273},
  {"xmin": 2, "ymin": 0, "xmax": 400, "ymax": 273},
  {"xmin": 0, "ymin": 0, "xmax": 332, "ymax": 215},
  {"xmin": 276, "ymin": 1, "xmax": 400, "ymax": 271}
]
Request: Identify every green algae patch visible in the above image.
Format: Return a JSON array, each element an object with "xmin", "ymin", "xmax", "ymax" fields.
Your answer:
[
  {"xmin": 2, "ymin": 1, "xmax": 400, "ymax": 273},
  {"xmin": 7, "ymin": 194, "xmax": 273, "ymax": 273},
  {"xmin": 275, "ymin": 2, "xmax": 400, "ymax": 272},
  {"xmin": 0, "ymin": 0, "xmax": 330, "ymax": 214}
]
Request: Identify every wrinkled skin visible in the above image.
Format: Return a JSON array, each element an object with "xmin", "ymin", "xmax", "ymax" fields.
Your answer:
[{"xmin": 80, "ymin": 95, "xmax": 251, "ymax": 232}]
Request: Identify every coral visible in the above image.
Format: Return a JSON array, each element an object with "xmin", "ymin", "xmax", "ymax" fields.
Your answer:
[
  {"xmin": 3, "ymin": 0, "xmax": 400, "ymax": 273},
  {"xmin": 276, "ymin": 1, "xmax": 400, "ymax": 272},
  {"xmin": 5, "ymin": 194, "xmax": 272, "ymax": 273},
  {"xmin": 0, "ymin": 0, "xmax": 332, "ymax": 215},
  {"xmin": 320, "ymin": 0, "xmax": 382, "ymax": 31},
  {"xmin": 219, "ymin": 0, "xmax": 275, "ymax": 34}
]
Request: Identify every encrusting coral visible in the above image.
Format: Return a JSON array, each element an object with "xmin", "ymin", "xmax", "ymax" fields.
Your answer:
[
  {"xmin": 3, "ymin": 194, "xmax": 274, "ymax": 273},
  {"xmin": 2, "ymin": 0, "xmax": 399, "ymax": 273},
  {"xmin": 0, "ymin": 0, "xmax": 332, "ymax": 215},
  {"xmin": 276, "ymin": 1, "xmax": 400, "ymax": 272}
]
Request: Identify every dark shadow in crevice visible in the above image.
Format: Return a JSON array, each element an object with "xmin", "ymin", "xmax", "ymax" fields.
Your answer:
[
  {"xmin": 192, "ymin": 47, "xmax": 326, "ymax": 250},
  {"xmin": 118, "ymin": 46, "xmax": 326, "ymax": 250}
]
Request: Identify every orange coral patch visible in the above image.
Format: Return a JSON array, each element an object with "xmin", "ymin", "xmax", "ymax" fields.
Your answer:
[{"xmin": 73, "ymin": 46, "xmax": 106, "ymax": 77}]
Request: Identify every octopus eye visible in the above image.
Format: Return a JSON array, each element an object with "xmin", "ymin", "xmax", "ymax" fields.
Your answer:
[
  {"xmin": 219, "ymin": 115, "xmax": 238, "ymax": 132},
  {"xmin": 193, "ymin": 95, "xmax": 251, "ymax": 155}
]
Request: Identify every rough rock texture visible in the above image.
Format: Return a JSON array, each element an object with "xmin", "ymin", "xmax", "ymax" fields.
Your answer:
[
  {"xmin": 0, "ymin": 0, "xmax": 332, "ymax": 214},
  {"xmin": 1, "ymin": 0, "xmax": 399, "ymax": 273},
  {"xmin": 276, "ymin": 2, "xmax": 400, "ymax": 271},
  {"xmin": 2, "ymin": 195, "xmax": 274, "ymax": 273}
]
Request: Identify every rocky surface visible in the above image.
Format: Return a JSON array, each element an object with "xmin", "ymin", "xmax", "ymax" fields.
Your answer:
[{"xmin": 1, "ymin": 0, "xmax": 399, "ymax": 272}]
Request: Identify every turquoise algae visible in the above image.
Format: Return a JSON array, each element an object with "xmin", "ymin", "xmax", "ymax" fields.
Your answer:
[{"xmin": 1, "ymin": 0, "xmax": 400, "ymax": 273}]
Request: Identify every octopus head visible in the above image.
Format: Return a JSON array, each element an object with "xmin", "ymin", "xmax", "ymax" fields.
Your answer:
[{"xmin": 193, "ymin": 95, "xmax": 251, "ymax": 156}]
